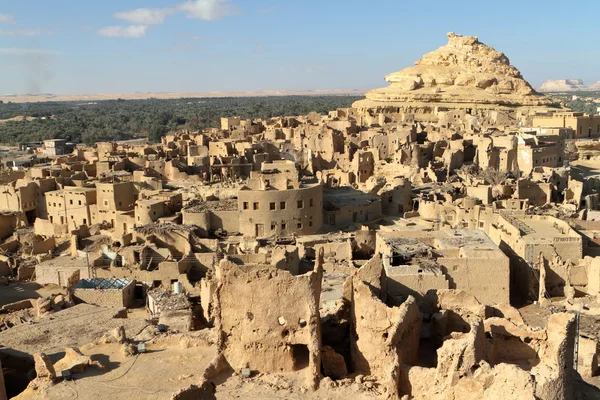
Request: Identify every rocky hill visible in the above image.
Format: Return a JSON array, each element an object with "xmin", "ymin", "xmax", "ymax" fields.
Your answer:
[
  {"xmin": 538, "ymin": 79, "xmax": 600, "ymax": 92},
  {"xmin": 354, "ymin": 32, "xmax": 556, "ymax": 109}
]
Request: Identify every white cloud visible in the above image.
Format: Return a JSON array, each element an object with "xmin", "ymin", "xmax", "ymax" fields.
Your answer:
[
  {"xmin": 0, "ymin": 29, "xmax": 41, "ymax": 36},
  {"xmin": 114, "ymin": 8, "xmax": 174, "ymax": 25},
  {"xmin": 0, "ymin": 48, "xmax": 62, "ymax": 56},
  {"xmin": 97, "ymin": 25, "xmax": 149, "ymax": 38},
  {"xmin": 177, "ymin": 0, "xmax": 236, "ymax": 20},
  {"xmin": 0, "ymin": 14, "xmax": 14, "ymax": 23}
]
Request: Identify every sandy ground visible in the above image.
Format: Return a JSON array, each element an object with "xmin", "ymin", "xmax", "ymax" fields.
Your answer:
[
  {"xmin": 214, "ymin": 371, "xmax": 382, "ymax": 399},
  {"xmin": 0, "ymin": 282, "xmax": 64, "ymax": 308},
  {"xmin": 0, "ymin": 89, "xmax": 367, "ymax": 104},
  {"xmin": 39, "ymin": 340, "xmax": 217, "ymax": 400},
  {"xmin": 0, "ymin": 304, "xmax": 149, "ymax": 355},
  {"xmin": 42, "ymin": 340, "xmax": 382, "ymax": 400}
]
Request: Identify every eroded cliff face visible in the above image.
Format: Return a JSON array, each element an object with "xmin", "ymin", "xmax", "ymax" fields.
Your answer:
[{"xmin": 354, "ymin": 32, "xmax": 557, "ymax": 109}]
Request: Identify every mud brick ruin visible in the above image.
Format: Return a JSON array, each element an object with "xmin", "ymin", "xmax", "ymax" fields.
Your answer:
[{"xmin": 1, "ymin": 33, "xmax": 600, "ymax": 400}]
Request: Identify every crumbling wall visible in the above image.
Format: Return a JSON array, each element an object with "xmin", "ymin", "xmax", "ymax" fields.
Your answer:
[
  {"xmin": 401, "ymin": 290, "xmax": 576, "ymax": 400},
  {"xmin": 349, "ymin": 276, "xmax": 421, "ymax": 398},
  {"xmin": 213, "ymin": 256, "xmax": 323, "ymax": 388},
  {"xmin": 532, "ymin": 313, "xmax": 576, "ymax": 400}
]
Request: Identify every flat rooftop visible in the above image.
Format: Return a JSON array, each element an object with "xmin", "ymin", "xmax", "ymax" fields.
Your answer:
[
  {"xmin": 378, "ymin": 227, "xmax": 505, "ymax": 259},
  {"xmin": 505, "ymin": 214, "xmax": 581, "ymax": 241},
  {"xmin": 324, "ymin": 187, "xmax": 380, "ymax": 208}
]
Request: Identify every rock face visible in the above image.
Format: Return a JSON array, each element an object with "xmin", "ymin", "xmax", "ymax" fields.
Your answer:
[
  {"xmin": 354, "ymin": 32, "xmax": 556, "ymax": 109},
  {"xmin": 538, "ymin": 79, "xmax": 587, "ymax": 92}
]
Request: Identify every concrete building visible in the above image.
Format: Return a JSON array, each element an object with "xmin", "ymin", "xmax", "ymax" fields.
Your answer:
[
  {"xmin": 43, "ymin": 139, "xmax": 69, "ymax": 156},
  {"xmin": 147, "ymin": 288, "xmax": 192, "ymax": 332}
]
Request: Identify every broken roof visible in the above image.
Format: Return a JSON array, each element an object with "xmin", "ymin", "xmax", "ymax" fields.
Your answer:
[{"xmin": 184, "ymin": 198, "xmax": 238, "ymax": 212}]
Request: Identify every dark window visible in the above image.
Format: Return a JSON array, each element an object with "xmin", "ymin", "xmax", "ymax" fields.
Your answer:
[
  {"xmin": 309, "ymin": 198, "xmax": 314, "ymax": 207},
  {"xmin": 297, "ymin": 200, "xmax": 304, "ymax": 209},
  {"xmin": 297, "ymin": 223, "xmax": 302, "ymax": 229},
  {"xmin": 280, "ymin": 201, "xmax": 286, "ymax": 210},
  {"xmin": 243, "ymin": 202, "xmax": 249, "ymax": 210},
  {"xmin": 270, "ymin": 202, "xmax": 276, "ymax": 210},
  {"xmin": 281, "ymin": 223, "xmax": 286, "ymax": 230},
  {"xmin": 253, "ymin": 202, "xmax": 259, "ymax": 210},
  {"xmin": 69, "ymin": 200, "xmax": 73, "ymax": 205}
]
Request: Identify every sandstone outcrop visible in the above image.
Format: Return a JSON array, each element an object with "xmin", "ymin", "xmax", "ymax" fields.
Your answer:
[{"xmin": 354, "ymin": 32, "xmax": 557, "ymax": 110}]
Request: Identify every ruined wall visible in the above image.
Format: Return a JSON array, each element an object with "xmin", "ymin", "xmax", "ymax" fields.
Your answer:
[
  {"xmin": 349, "ymin": 277, "xmax": 421, "ymax": 397},
  {"xmin": 35, "ymin": 264, "xmax": 89, "ymax": 287},
  {"xmin": 401, "ymin": 290, "xmax": 576, "ymax": 400},
  {"xmin": 213, "ymin": 258, "xmax": 322, "ymax": 387},
  {"xmin": 436, "ymin": 249, "xmax": 510, "ymax": 305},
  {"xmin": 209, "ymin": 210, "xmax": 239, "ymax": 233},
  {"xmin": 0, "ymin": 214, "xmax": 17, "ymax": 240},
  {"xmin": 515, "ymin": 179, "xmax": 552, "ymax": 206}
]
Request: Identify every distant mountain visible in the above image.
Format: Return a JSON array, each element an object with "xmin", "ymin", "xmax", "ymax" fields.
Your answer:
[
  {"xmin": 588, "ymin": 81, "xmax": 600, "ymax": 90},
  {"xmin": 538, "ymin": 79, "xmax": 600, "ymax": 92}
]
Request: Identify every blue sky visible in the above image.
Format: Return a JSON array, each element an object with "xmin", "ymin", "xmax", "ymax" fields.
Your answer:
[{"xmin": 0, "ymin": 0, "xmax": 598, "ymax": 95}]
